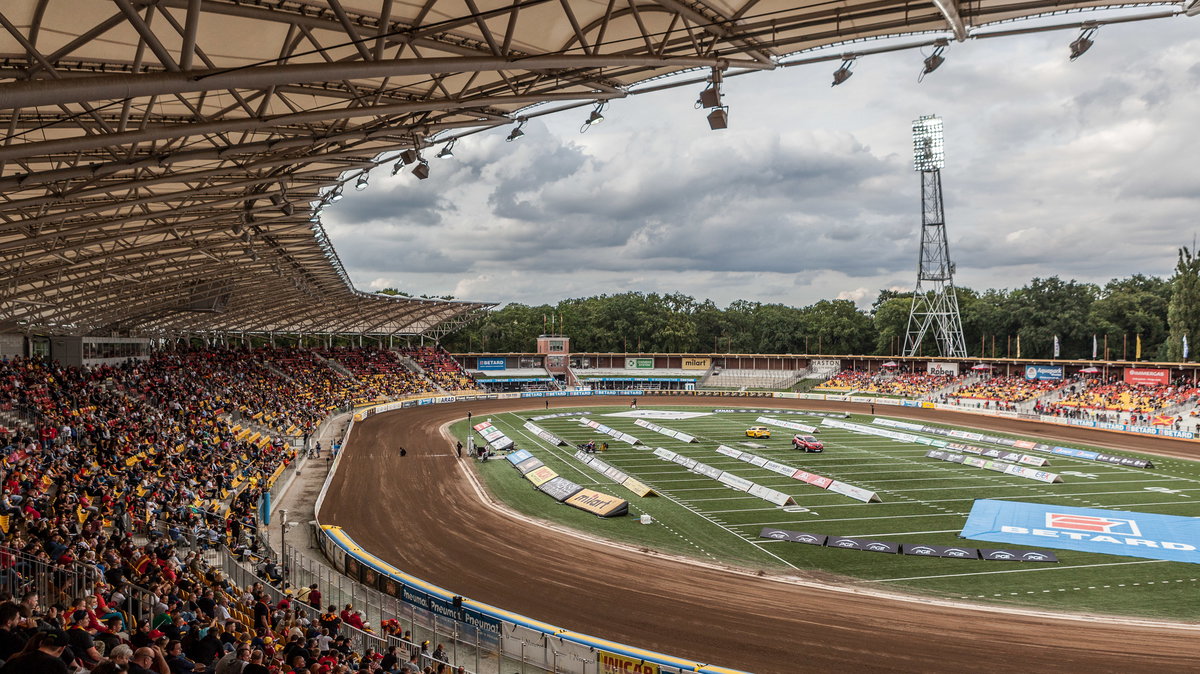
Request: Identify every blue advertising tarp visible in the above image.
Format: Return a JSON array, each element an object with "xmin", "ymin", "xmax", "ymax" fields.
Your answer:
[
  {"xmin": 961, "ymin": 499, "xmax": 1200, "ymax": 564},
  {"xmin": 505, "ymin": 449, "xmax": 533, "ymax": 465}
]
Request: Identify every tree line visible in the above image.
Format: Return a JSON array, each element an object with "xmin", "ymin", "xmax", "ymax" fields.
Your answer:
[{"xmin": 431, "ymin": 247, "xmax": 1200, "ymax": 362}]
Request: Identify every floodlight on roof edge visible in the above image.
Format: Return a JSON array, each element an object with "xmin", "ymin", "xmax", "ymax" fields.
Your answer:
[
  {"xmin": 579, "ymin": 102, "xmax": 607, "ymax": 134},
  {"xmin": 412, "ymin": 160, "xmax": 430, "ymax": 180},
  {"xmin": 707, "ymin": 107, "xmax": 729, "ymax": 130},
  {"xmin": 1070, "ymin": 25, "xmax": 1098, "ymax": 61},
  {"xmin": 832, "ymin": 58, "xmax": 855, "ymax": 86},
  {"xmin": 354, "ymin": 171, "xmax": 370, "ymax": 191},
  {"xmin": 436, "ymin": 139, "xmax": 456, "ymax": 159},
  {"xmin": 506, "ymin": 119, "xmax": 526, "ymax": 142},
  {"xmin": 328, "ymin": 185, "xmax": 344, "ymax": 203},
  {"xmin": 918, "ymin": 41, "xmax": 949, "ymax": 82}
]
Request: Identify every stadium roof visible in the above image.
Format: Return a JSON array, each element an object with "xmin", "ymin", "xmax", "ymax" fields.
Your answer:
[{"xmin": 0, "ymin": 0, "xmax": 1194, "ymax": 337}]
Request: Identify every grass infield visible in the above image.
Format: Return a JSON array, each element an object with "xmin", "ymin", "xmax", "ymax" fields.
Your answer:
[{"xmin": 454, "ymin": 406, "xmax": 1200, "ymax": 621}]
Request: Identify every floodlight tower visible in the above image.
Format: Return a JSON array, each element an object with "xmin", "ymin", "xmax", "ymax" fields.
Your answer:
[{"xmin": 903, "ymin": 115, "xmax": 967, "ymax": 358}]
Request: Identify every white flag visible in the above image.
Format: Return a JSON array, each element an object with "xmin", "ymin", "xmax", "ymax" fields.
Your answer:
[
  {"xmin": 1053, "ymin": 335, "xmax": 1060, "ymax": 358},
  {"xmin": 1092, "ymin": 334, "xmax": 1097, "ymax": 359}
]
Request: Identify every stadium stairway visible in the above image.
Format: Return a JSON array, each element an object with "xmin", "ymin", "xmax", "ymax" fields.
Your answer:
[{"xmin": 313, "ymin": 351, "xmax": 355, "ymax": 379}]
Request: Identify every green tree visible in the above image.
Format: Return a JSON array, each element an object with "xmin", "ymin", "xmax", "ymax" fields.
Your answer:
[{"xmin": 1168, "ymin": 245, "xmax": 1200, "ymax": 361}]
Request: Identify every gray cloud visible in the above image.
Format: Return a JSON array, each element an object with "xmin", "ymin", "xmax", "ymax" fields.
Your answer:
[{"xmin": 323, "ymin": 19, "xmax": 1199, "ymax": 308}]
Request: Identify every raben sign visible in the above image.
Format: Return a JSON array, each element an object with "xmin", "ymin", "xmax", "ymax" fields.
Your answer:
[{"xmin": 961, "ymin": 499, "xmax": 1200, "ymax": 564}]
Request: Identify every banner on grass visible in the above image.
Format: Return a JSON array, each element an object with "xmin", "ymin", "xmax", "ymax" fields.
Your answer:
[{"xmin": 961, "ymin": 499, "xmax": 1200, "ymax": 564}]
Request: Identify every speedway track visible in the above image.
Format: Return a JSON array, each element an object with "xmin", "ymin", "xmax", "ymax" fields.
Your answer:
[{"xmin": 319, "ymin": 396, "xmax": 1200, "ymax": 673}]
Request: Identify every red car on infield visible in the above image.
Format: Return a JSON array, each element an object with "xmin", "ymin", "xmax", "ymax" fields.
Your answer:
[{"xmin": 792, "ymin": 434, "xmax": 824, "ymax": 452}]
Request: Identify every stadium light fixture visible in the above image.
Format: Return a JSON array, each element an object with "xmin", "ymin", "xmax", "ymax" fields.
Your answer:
[
  {"xmin": 400, "ymin": 149, "xmax": 419, "ymax": 164},
  {"xmin": 696, "ymin": 65, "xmax": 724, "ymax": 109},
  {"xmin": 436, "ymin": 140, "xmax": 456, "ymax": 159},
  {"xmin": 912, "ymin": 114, "xmax": 945, "ymax": 172},
  {"xmin": 707, "ymin": 106, "xmax": 729, "ymax": 130},
  {"xmin": 354, "ymin": 171, "xmax": 370, "ymax": 191},
  {"xmin": 919, "ymin": 41, "xmax": 948, "ymax": 82},
  {"xmin": 1070, "ymin": 26, "xmax": 1098, "ymax": 61},
  {"xmin": 328, "ymin": 186, "xmax": 344, "ymax": 202},
  {"xmin": 580, "ymin": 102, "xmax": 607, "ymax": 133},
  {"xmin": 832, "ymin": 58, "xmax": 855, "ymax": 87},
  {"xmin": 412, "ymin": 160, "xmax": 431, "ymax": 180},
  {"xmin": 269, "ymin": 194, "xmax": 294, "ymax": 216},
  {"xmin": 506, "ymin": 119, "xmax": 526, "ymax": 142}
]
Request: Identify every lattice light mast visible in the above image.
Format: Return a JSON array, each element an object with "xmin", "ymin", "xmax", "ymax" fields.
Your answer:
[{"xmin": 903, "ymin": 115, "xmax": 967, "ymax": 358}]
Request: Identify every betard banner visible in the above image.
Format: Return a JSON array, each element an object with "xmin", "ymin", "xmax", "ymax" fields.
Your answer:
[
  {"xmin": 598, "ymin": 650, "xmax": 660, "ymax": 674},
  {"xmin": 961, "ymin": 499, "xmax": 1200, "ymax": 564}
]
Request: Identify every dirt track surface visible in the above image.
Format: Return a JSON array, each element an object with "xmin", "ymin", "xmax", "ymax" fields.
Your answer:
[{"xmin": 320, "ymin": 397, "xmax": 1200, "ymax": 673}]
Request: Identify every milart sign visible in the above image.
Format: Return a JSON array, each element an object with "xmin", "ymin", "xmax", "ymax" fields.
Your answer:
[{"xmin": 961, "ymin": 499, "xmax": 1200, "ymax": 564}]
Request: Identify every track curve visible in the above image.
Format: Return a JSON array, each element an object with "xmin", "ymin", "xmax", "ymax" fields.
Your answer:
[{"xmin": 319, "ymin": 396, "xmax": 1200, "ymax": 673}]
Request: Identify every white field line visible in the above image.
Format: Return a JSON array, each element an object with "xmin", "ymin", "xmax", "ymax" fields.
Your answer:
[
  {"xmin": 873, "ymin": 559, "xmax": 1169, "ymax": 583},
  {"xmin": 700, "ymin": 488, "xmax": 1200, "ymax": 514},
  {"xmin": 495, "ymin": 414, "xmax": 599, "ymax": 484},
  {"xmin": 888, "ymin": 478, "xmax": 1182, "ymax": 492},
  {"xmin": 754, "ymin": 529, "xmax": 963, "ymax": 540}
]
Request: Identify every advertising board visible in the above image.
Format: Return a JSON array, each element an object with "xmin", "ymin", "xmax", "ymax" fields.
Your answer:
[
  {"xmin": 565, "ymin": 489, "xmax": 629, "ymax": 517},
  {"xmin": 681, "ymin": 356, "xmax": 711, "ymax": 370},
  {"xmin": 625, "ymin": 357, "xmax": 654, "ymax": 369},
  {"xmin": 477, "ymin": 357, "xmax": 506, "ymax": 371},
  {"xmin": 1124, "ymin": 367, "xmax": 1170, "ymax": 385},
  {"xmin": 1024, "ymin": 365, "xmax": 1063, "ymax": 381},
  {"xmin": 927, "ymin": 362, "xmax": 960, "ymax": 376},
  {"xmin": 961, "ymin": 499, "xmax": 1200, "ymax": 563},
  {"xmin": 599, "ymin": 649, "xmax": 660, "ymax": 674}
]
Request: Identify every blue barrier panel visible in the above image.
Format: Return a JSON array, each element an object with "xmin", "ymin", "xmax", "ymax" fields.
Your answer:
[{"xmin": 961, "ymin": 499, "xmax": 1200, "ymax": 564}]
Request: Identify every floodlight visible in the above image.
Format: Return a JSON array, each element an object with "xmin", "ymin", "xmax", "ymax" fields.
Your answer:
[
  {"xmin": 919, "ymin": 42, "xmax": 948, "ymax": 82},
  {"xmin": 308, "ymin": 214, "xmax": 320, "ymax": 223},
  {"xmin": 1069, "ymin": 27, "xmax": 1097, "ymax": 61},
  {"xmin": 399, "ymin": 149, "xmax": 419, "ymax": 164},
  {"xmin": 268, "ymin": 194, "xmax": 294, "ymax": 216},
  {"xmin": 506, "ymin": 120, "xmax": 526, "ymax": 142},
  {"xmin": 912, "ymin": 114, "xmax": 945, "ymax": 172},
  {"xmin": 412, "ymin": 161, "xmax": 430, "ymax": 180},
  {"xmin": 832, "ymin": 59, "xmax": 855, "ymax": 86},
  {"xmin": 328, "ymin": 186, "xmax": 344, "ymax": 202},
  {"xmin": 436, "ymin": 140, "xmax": 455, "ymax": 159},
  {"xmin": 706, "ymin": 107, "xmax": 729, "ymax": 130},
  {"xmin": 354, "ymin": 172, "xmax": 369, "ymax": 191},
  {"xmin": 697, "ymin": 87, "xmax": 721, "ymax": 109}
]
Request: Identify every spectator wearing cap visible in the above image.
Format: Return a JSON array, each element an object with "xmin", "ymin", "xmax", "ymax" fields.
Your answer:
[
  {"xmin": 66, "ymin": 608, "xmax": 103, "ymax": 668},
  {"xmin": 0, "ymin": 628, "xmax": 71, "ymax": 674}
]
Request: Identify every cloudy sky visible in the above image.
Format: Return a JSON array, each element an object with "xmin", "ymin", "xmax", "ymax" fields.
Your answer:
[{"xmin": 321, "ymin": 13, "xmax": 1200, "ymax": 310}]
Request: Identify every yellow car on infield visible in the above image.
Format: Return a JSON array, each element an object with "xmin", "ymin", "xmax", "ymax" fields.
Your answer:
[{"xmin": 745, "ymin": 426, "xmax": 771, "ymax": 438}]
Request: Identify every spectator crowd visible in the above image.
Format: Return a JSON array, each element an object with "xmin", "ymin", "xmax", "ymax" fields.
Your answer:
[{"xmin": 0, "ymin": 346, "xmax": 476, "ymax": 673}]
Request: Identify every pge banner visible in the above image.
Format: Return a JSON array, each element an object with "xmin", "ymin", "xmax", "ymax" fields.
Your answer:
[
  {"xmin": 961, "ymin": 499, "xmax": 1200, "ymax": 564},
  {"xmin": 1124, "ymin": 367, "xmax": 1170, "ymax": 385},
  {"xmin": 1024, "ymin": 365, "xmax": 1063, "ymax": 381}
]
